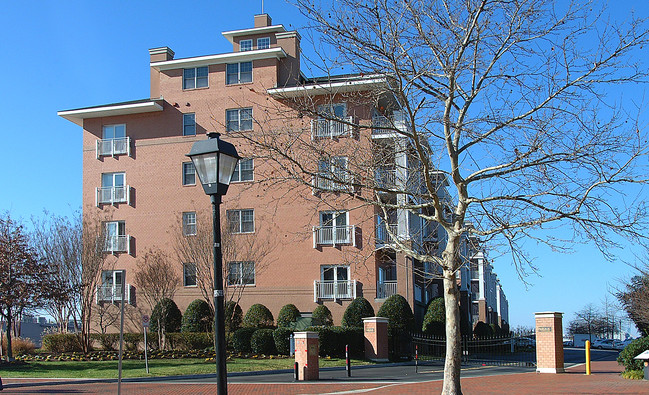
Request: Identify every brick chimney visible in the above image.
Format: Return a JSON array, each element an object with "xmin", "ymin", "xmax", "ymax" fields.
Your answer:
[
  {"xmin": 254, "ymin": 14, "xmax": 272, "ymax": 27},
  {"xmin": 149, "ymin": 47, "xmax": 174, "ymax": 98}
]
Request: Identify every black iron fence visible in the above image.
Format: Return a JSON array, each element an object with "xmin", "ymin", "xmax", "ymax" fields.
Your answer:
[{"xmin": 411, "ymin": 332, "xmax": 536, "ymax": 367}]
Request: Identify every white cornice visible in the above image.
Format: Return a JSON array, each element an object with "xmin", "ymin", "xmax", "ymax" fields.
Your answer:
[
  {"xmin": 267, "ymin": 76, "xmax": 389, "ymax": 98},
  {"xmin": 150, "ymin": 47, "xmax": 286, "ymax": 71},
  {"xmin": 221, "ymin": 25, "xmax": 286, "ymax": 44},
  {"xmin": 58, "ymin": 100, "xmax": 164, "ymax": 126}
]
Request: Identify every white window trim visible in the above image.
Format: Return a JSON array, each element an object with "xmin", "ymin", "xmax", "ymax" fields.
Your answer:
[
  {"xmin": 183, "ymin": 66, "xmax": 209, "ymax": 90},
  {"xmin": 240, "ymin": 39, "xmax": 253, "ymax": 52},
  {"xmin": 182, "ymin": 211, "xmax": 197, "ymax": 236},
  {"xmin": 226, "ymin": 61, "xmax": 253, "ymax": 85},
  {"xmin": 320, "ymin": 265, "xmax": 350, "ymax": 281},
  {"xmin": 226, "ymin": 107, "xmax": 253, "ymax": 132},
  {"xmin": 227, "ymin": 261, "xmax": 255, "ymax": 286},
  {"xmin": 228, "ymin": 209, "xmax": 255, "ymax": 234},
  {"xmin": 232, "ymin": 158, "xmax": 254, "ymax": 183},
  {"xmin": 183, "ymin": 262, "xmax": 197, "ymax": 287},
  {"xmin": 183, "ymin": 162, "xmax": 196, "ymax": 186},
  {"xmin": 256, "ymin": 37, "xmax": 270, "ymax": 49},
  {"xmin": 102, "ymin": 124, "xmax": 126, "ymax": 139}
]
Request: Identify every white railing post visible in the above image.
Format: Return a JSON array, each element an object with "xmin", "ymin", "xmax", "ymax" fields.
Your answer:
[
  {"xmin": 313, "ymin": 226, "xmax": 317, "ymax": 249},
  {"xmin": 126, "ymin": 137, "xmax": 131, "ymax": 157},
  {"xmin": 353, "ymin": 280, "xmax": 357, "ymax": 299},
  {"xmin": 314, "ymin": 280, "xmax": 318, "ymax": 303}
]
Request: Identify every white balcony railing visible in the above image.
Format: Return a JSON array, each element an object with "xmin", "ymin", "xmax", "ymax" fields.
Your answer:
[
  {"xmin": 313, "ymin": 173, "xmax": 352, "ymax": 192},
  {"xmin": 313, "ymin": 225, "xmax": 355, "ymax": 247},
  {"xmin": 105, "ymin": 235, "xmax": 131, "ymax": 254},
  {"xmin": 311, "ymin": 116, "xmax": 353, "ymax": 139},
  {"xmin": 376, "ymin": 280, "xmax": 398, "ymax": 299},
  {"xmin": 96, "ymin": 284, "xmax": 136, "ymax": 305},
  {"xmin": 376, "ymin": 222, "xmax": 398, "ymax": 247},
  {"xmin": 313, "ymin": 280, "xmax": 357, "ymax": 302},
  {"xmin": 96, "ymin": 137, "xmax": 131, "ymax": 158},
  {"xmin": 96, "ymin": 186, "xmax": 130, "ymax": 206},
  {"xmin": 371, "ymin": 113, "xmax": 409, "ymax": 138}
]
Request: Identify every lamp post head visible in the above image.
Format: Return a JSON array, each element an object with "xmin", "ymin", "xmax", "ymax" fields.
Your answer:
[{"xmin": 187, "ymin": 133, "xmax": 240, "ymax": 196}]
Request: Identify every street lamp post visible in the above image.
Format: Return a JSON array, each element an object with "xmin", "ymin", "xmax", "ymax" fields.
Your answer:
[{"xmin": 187, "ymin": 132, "xmax": 240, "ymax": 395}]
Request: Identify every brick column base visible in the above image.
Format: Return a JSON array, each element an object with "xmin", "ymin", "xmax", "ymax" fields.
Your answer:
[
  {"xmin": 535, "ymin": 312, "xmax": 565, "ymax": 373},
  {"xmin": 363, "ymin": 317, "xmax": 389, "ymax": 362},
  {"xmin": 294, "ymin": 331, "xmax": 319, "ymax": 380}
]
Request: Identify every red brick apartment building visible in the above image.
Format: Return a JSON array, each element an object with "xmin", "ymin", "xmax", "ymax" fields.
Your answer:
[{"xmin": 59, "ymin": 14, "xmax": 508, "ymax": 330}]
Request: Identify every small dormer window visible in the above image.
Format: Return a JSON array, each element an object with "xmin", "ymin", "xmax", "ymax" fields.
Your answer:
[
  {"xmin": 257, "ymin": 37, "xmax": 270, "ymax": 50},
  {"xmin": 240, "ymin": 39, "xmax": 253, "ymax": 52}
]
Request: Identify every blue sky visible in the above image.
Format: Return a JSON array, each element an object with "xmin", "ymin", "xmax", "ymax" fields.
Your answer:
[{"xmin": 1, "ymin": 0, "xmax": 647, "ymax": 334}]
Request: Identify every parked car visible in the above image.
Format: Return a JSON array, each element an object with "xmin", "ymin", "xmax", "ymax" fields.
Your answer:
[{"xmin": 592, "ymin": 339, "xmax": 616, "ymax": 349}]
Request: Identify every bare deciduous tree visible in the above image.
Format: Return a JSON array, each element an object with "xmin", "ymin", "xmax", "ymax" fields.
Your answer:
[
  {"xmin": 617, "ymin": 267, "xmax": 649, "ymax": 336},
  {"xmin": 235, "ymin": 1, "xmax": 649, "ymax": 392}
]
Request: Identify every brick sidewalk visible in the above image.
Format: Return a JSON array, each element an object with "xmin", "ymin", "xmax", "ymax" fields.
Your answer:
[{"xmin": 1, "ymin": 361, "xmax": 647, "ymax": 394}]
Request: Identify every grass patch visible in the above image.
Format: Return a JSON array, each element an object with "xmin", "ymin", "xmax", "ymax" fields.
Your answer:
[
  {"xmin": 0, "ymin": 357, "xmax": 372, "ymax": 379},
  {"xmin": 621, "ymin": 369, "xmax": 644, "ymax": 380}
]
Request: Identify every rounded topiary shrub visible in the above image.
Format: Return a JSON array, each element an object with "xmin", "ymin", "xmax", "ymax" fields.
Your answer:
[
  {"xmin": 232, "ymin": 327, "xmax": 257, "ymax": 353},
  {"xmin": 225, "ymin": 301, "xmax": 243, "ymax": 332},
  {"xmin": 422, "ymin": 297, "xmax": 445, "ymax": 336},
  {"xmin": 313, "ymin": 305, "xmax": 334, "ymax": 326},
  {"xmin": 377, "ymin": 294, "xmax": 414, "ymax": 335},
  {"xmin": 251, "ymin": 328, "xmax": 277, "ymax": 355},
  {"xmin": 618, "ymin": 336, "xmax": 649, "ymax": 372},
  {"xmin": 473, "ymin": 321, "xmax": 493, "ymax": 338},
  {"xmin": 342, "ymin": 297, "xmax": 375, "ymax": 328},
  {"xmin": 181, "ymin": 299, "xmax": 213, "ymax": 333},
  {"xmin": 243, "ymin": 304, "xmax": 275, "ymax": 329},
  {"xmin": 273, "ymin": 327, "xmax": 293, "ymax": 355},
  {"xmin": 150, "ymin": 298, "xmax": 182, "ymax": 334},
  {"xmin": 277, "ymin": 304, "xmax": 301, "ymax": 328}
]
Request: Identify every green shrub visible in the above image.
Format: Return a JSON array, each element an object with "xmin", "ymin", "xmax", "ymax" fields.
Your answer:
[
  {"xmin": 167, "ymin": 332, "xmax": 214, "ymax": 351},
  {"xmin": 251, "ymin": 329, "xmax": 277, "ymax": 355},
  {"xmin": 277, "ymin": 304, "xmax": 301, "ymax": 328},
  {"xmin": 473, "ymin": 321, "xmax": 493, "ymax": 338},
  {"xmin": 305, "ymin": 326, "xmax": 364, "ymax": 358},
  {"xmin": 377, "ymin": 294, "xmax": 414, "ymax": 335},
  {"xmin": 342, "ymin": 297, "xmax": 375, "ymax": 328},
  {"xmin": 618, "ymin": 336, "xmax": 649, "ymax": 372},
  {"xmin": 422, "ymin": 297, "xmax": 445, "ymax": 336},
  {"xmin": 150, "ymin": 298, "xmax": 182, "ymax": 333},
  {"xmin": 243, "ymin": 304, "xmax": 274, "ymax": 329},
  {"xmin": 123, "ymin": 333, "xmax": 143, "ymax": 351},
  {"xmin": 182, "ymin": 299, "xmax": 213, "ymax": 333},
  {"xmin": 273, "ymin": 327, "xmax": 293, "ymax": 355},
  {"xmin": 95, "ymin": 333, "xmax": 119, "ymax": 351},
  {"xmin": 622, "ymin": 370, "xmax": 644, "ymax": 380},
  {"xmin": 312, "ymin": 305, "xmax": 334, "ymax": 326},
  {"xmin": 490, "ymin": 323, "xmax": 502, "ymax": 337},
  {"xmin": 232, "ymin": 327, "xmax": 257, "ymax": 353},
  {"xmin": 42, "ymin": 333, "xmax": 83, "ymax": 353},
  {"xmin": 225, "ymin": 301, "xmax": 243, "ymax": 332}
]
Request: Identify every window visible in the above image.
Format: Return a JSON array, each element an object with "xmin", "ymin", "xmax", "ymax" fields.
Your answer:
[
  {"xmin": 228, "ymin": 261, "xmax": 255, "ymax": 286},
  {"xmin": 101, "ymin": 172, "xmax": 125, "ymax": 189},
  {"xmin": 102, "ymin": 124, "xmax": 126, "ymax": 139},
  {"xmin": 183, "ymin": 113, "xmax": 196, "ymax": 136},
  {"xmin": 183, "ymin": 66, "xmax": 208, "ymax": 89},
  {"xmin": 226, "ymin": 108, "xmax": 253, "ymax": 131},
  {"xmin": 182, "ymin": 212, "xmax": 197, "ymax": 236},
  {"xmin": 226, "ymin": 61, "xmax": 252, "ymax": 85},
  {"xmin": 312, "ymin": 103, "xmax": 351, "ymax": 138},
  {"xmin": 227, "ymin": 209, "xmax": 254, "ymax": 233},
  {"xmin": 317, "ymin": 211, "xmax": 350, "ymax": 244},
  {"xmin": 257, "ymin": 37, "xmax": 270, "ymax": 49},
  {"xmin": 98, "ymin": 172, "xmax": 127, "ymax": 205},
  {"xmin": 239, "ymin": 39, "xmax": 253, "ymax": 51},
  {"xmin": 232, "ymin": 158, "xmax": 253, "ymax": 182},
  {"xmin": 317, "ymin": 156, "xmax": 349, "ymax": 190},
  {"xmin": 182, "ymin": 162, "xmax": 196, "ymax": 185},
  {"xmin": 104, "ymin": 221, "xmax": 127, "ymax": 252},
  {"xmin": 183, "ymin": 262, "xmax": 197, "ymax": 286}
]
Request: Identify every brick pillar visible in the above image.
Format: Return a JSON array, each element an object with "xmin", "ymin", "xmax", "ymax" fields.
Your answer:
[
  {"xmin": 535, "ymin": 312, "xmax": 564, "ymax": 373},
  {"xmin": 363, "ymin": 317, "xmax": 389, "ymax": 362},
  {"xmin": 294, "ymin": 331, "xmax": 319, "ymax": 380}
]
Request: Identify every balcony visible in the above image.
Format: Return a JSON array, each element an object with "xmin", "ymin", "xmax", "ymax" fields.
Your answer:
[
  {"xmin": 372, "ymin": 113, "xmax": 409, "ymax": 138},
  {"xmin": 313, "ymin": 225, "xmax": 356, "ymax": 247},
  {"xmin": 96, "ymin": 284, "xmax": 136, "ymax": 305},
  {"xmin": 311, "ymin": 116, "xmax": 353, "ymax": 139},
  {"xmin": 376, "ymin": 221, "xmax": 398, "ymax": 247},
  {"xmin": 96, "ymin": 186, "xmax": 131, "ymax": 206},
  {"xmin": 313, "ymin": 173, "xmax": 352, "ymax": 192},
  {"xmin": 374, "ymin": 168, "xmax": 396, "ymax": 190},
  {"xmin": 313, "ymin": 280, "xmax": 357, "ymax": 302},
  {"xmin": 96, "ymin": 137, "xmax": 131, "ymax": 158},
  {"xmin": 376, "ymin": 280, "xmax": 398, "ymax": 299},
  {"xmin": 105, "ymin": 235, "xmax": 131, "ymax": 254}
]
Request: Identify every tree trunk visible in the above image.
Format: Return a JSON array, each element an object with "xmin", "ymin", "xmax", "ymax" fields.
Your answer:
[
  {"xmin": 442, "ymin": 268, "xmax": 462, "ymax": 395},
  {"xmin": 6, "ymin": 308, "xmax": 13, "ymax": 361}
]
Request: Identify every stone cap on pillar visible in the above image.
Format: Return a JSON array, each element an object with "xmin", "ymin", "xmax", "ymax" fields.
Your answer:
[
  {"xmin": 294, "ymin": 331, "xmax": 319, "ymax": 339},
  {"xmin": 535, "ymin": 312, "xmax": 564, "ymax": 318},
  {"xmin": 362, "ymin": 317, "xmax": 389, "ymax": 323}
]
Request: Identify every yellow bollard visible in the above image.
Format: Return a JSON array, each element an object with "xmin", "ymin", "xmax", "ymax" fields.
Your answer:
[{"xmin": 585, "ymin": 340, "xmax": 591, "ymax": 375}]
